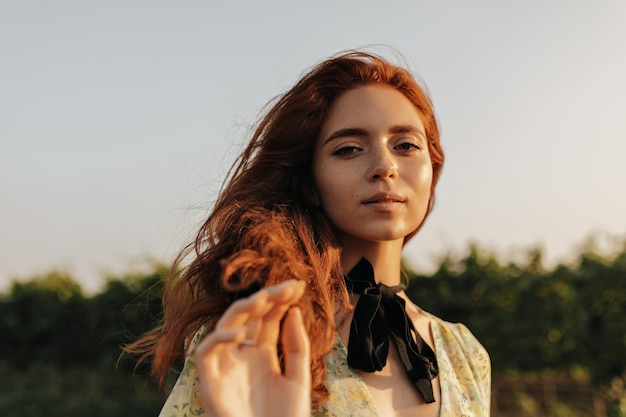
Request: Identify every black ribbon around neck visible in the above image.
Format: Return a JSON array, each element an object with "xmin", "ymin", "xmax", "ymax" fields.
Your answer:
[{"xmin": 344, "ymin": 258, "xmax": 439, "ymax": 404}]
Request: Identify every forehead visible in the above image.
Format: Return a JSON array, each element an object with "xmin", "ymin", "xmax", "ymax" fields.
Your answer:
[{"xmin": 319, "ymin": 84, "xmax": 425, "ymax": 140}]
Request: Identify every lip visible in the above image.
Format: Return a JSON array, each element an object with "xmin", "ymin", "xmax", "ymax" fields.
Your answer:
[{"xmin": 362, "ymin": 192, "xmax": 406, "ymax": 205}]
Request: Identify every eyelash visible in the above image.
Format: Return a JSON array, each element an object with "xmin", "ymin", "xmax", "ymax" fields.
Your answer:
[
  {"xmin": 396, "ymin": 141, "xmax": 421, "ymax": 152},
  {"xmin": 331, "ymin": 140, "xmax": 421, "ymax": 156},
  {"xmin": 332, "ymin": 145, "xmax": 362, "ymax": 156}
]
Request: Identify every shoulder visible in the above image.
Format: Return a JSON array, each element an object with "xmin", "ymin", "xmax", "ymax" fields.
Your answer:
[
  {"xmin": 430, "ymin": 314, "xmax": 487, "ymax": 354},
  {"xmin": 430, "ymin": 312, "xmax": 490, "ymax": 377},
  {"xmin": 158, "ymin": 327, "xmax": 209, "ymax": 417},
  {"xmin": 424, "ymin": 311, "xmax": 492, "ymax": 414}
]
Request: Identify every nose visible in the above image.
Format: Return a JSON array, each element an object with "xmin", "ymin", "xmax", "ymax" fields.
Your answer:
[{"xmin": 368, "ymin": 147, "xmax": 397, "ymax": 181}]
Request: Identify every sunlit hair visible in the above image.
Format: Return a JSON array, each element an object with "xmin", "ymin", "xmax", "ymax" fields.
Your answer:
[{"xmin": 125, "ymin": 50, "xmax": 444, "ymax": 408}]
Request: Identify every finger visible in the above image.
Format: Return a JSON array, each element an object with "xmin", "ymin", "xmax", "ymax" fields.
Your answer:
[
  {"xmin": 195, "ymin": 326, "xmax": 245, "ymax": 358},
  {"xmin": 282, "ymin": 307, "xmax": 311, "ymax": 387},
  {"xmin": 215, "ymin": 279, "xmax": 302, "ymax": 330},
  {"xmin": 214, "ymin": 290, "xmax": 271, "ymax": 330},
  {"xmin": 245, "ymin": 317, "xmax": 262, "ymax": 342},
  {"xmin": 257, "ymin": 280, "xmax": 306, "ymax": 347},
  {"xmin": 194, "ymin": 329, "xmax": 244, "ymax": 417},
  {"xmin": 265, "ymin": 279, "xmax": 305, "ymax": 304},
  {"xmin": 194, "ymin": 326, "xmax": 246, "ymax": 381}
]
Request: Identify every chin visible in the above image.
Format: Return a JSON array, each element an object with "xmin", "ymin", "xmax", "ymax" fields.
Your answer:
[{"xmin": 356, "ymin": 230, "xmax": 414, "ymax": 243}]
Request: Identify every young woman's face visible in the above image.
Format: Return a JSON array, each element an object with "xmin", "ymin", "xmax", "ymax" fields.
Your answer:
[{"xmin": 312, "ymin": 84, "xmax": 433, "ymax": 247}]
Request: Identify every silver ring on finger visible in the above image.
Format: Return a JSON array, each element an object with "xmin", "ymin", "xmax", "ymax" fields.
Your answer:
[{"xmin": 239, "ymin": 339, "xmax": 256, "ymax": 348}]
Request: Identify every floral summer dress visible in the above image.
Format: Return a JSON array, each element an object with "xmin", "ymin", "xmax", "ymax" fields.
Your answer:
[{"xmin": 158, "ymin": 310, "xmax": 491, "ymax": 417}]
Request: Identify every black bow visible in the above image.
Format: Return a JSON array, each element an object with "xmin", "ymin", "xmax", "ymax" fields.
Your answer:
[{"xmin": 344, "ymin": 258, "xmax": 439, "ymax": 403}]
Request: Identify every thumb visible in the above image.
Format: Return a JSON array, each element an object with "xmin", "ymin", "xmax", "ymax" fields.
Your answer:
[{"xmin": 282, "ymin": 307, "xmax": 311, "ymax": 388}]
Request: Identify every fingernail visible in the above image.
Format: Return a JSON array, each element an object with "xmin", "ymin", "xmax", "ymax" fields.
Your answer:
[{"xmin": 290, "ymin": 306, "xmax": 302, "ymax": 318}]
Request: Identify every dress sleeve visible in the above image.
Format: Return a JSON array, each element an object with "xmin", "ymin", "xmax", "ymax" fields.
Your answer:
[
  {"xmin": 430, "ymin": 315, "xmax": 491, "ymax": 416},
  {"xmin": 455, "ymin": 322, "xmax": 492, "ymax": 407},
  {"xmin": 158, "ymin": 329, "xmax": 208, "ymax": 417}
]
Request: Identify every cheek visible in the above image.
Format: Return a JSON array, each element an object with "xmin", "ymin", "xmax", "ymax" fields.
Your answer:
[
  {"xmin": 312, "ymin": 166, "xmax": 353, "ymax": 227},
  {"xmin": 312, "ymin": 158, "xmax": 339, "ymax": 202},
  {"xmin": 408, "ymin": 159, "xmax": 433, "ymax": 190},
  {"xmin": 408, "ymin": 163, "xmax": 434, "ymax": 220},
  {"xmin": 421, "ymin": 165, "xmax": 434, "ymax": 192},
  {"xmin": 314, "ymin": 169, "xmax": 341, "ymax": 207}
]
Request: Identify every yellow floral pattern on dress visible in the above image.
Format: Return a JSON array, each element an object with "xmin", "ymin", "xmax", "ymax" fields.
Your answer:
[
  {"xmin": 158, "ymin": 330, "xmax": 206, "ymax": 417},
  {"xmin": 158, "ymin": 311, "xmax": 490, "ymax": 417},
  {"xmin": 427, "ymin": 311, "xmax": 491, "ymax": 416}
]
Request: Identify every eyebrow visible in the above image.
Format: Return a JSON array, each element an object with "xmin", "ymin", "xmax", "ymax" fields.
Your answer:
[
  {"xmin": 322, "ymin": 124, "xmax": 425, "ymax": 145},
  {"xmin": 323, "ymin": 128, "xmax": 368, "ymax": 145}
]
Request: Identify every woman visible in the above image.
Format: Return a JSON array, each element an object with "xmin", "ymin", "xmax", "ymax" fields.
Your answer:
[{"xmin": 128, "ymin": 51, "xmax": 491, "ymax": 416}]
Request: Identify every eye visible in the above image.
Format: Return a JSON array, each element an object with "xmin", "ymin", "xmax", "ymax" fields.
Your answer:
[
  {"xmin": 395, "ymin": 141, "xmax": 421, "ymax": 152},
  {"xmin": 332, "ymin": 145, "xmax": 362, "ymax": 156}
]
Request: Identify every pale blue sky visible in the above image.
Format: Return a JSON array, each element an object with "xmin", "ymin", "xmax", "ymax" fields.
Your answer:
[{"xmin": 2, "ymin": 1, "xmax": 625, "ymax": 292}]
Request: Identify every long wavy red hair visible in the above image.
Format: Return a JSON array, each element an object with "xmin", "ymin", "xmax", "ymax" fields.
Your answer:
[{"xmin": 125, "ymin": 50, "xmax": 444, "ymax": 408}]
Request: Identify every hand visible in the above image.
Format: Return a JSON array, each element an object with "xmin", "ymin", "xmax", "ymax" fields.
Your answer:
[{"xmin": 194, "ymin": 280, "xmax": 311, "ymax": 417}]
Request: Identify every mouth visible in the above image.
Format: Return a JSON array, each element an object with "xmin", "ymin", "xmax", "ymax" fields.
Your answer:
[{"xmin": 362, "ymin": 193, "xmax": 405, "ymax": 205}]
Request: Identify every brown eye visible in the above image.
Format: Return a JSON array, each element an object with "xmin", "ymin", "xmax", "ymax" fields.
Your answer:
[
  {"xmin": 333, "ymin": 145, "xmax": 361, "ymax": 156},
  {"xmin": 396, "ymin": 142, "xmax": 420, "ymax": 151}
]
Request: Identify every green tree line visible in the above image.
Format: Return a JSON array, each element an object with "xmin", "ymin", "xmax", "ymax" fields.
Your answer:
[
  {"xmin": 0, "ymin": 266, "xmax": 168, "ymax": 416},
  {"xmin": 1, "ymin": 240, "xmax": 625, "ymax": 416}
]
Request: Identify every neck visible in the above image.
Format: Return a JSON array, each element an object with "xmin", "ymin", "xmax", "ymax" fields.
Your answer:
[{"xmin": 340, "ymin": 238, "xmax": 404, "ymax": 287}]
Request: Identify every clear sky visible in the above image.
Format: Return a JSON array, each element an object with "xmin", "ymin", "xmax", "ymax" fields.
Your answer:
[{"xmin": 2, "ymin": 1, "xmax": 625, "ymax": 292}]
